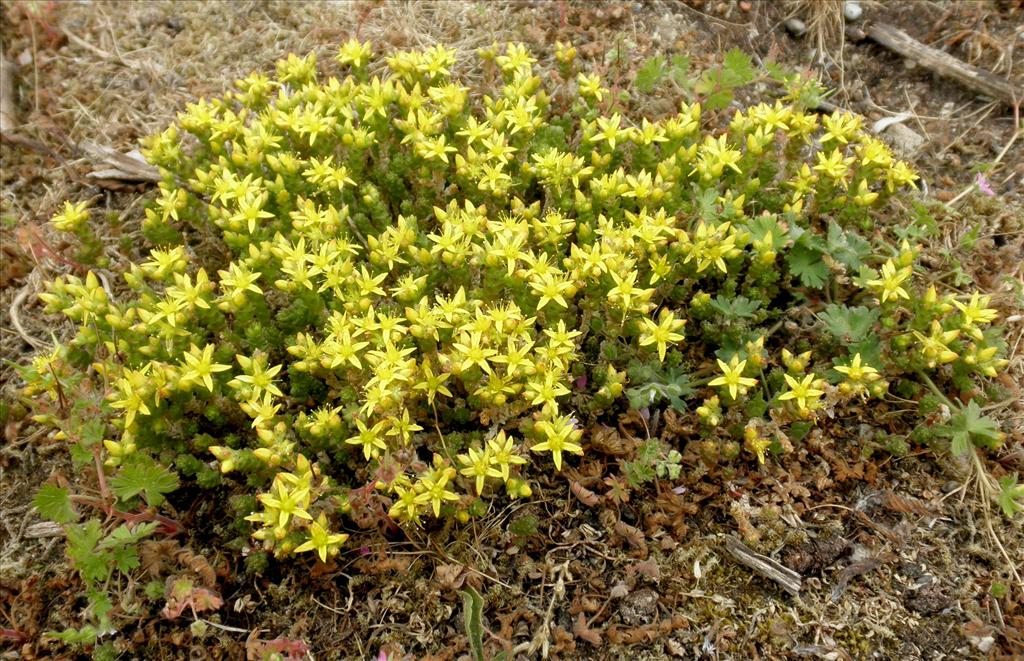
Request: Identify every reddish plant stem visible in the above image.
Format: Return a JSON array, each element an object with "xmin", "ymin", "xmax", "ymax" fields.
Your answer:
[
  {"xmin": 71, "ymin": 495, "xmax": 184, "ymax": 536},
  {"xmin": 1, "ymin": 629, "xmax": 27, "ymax": 642}
]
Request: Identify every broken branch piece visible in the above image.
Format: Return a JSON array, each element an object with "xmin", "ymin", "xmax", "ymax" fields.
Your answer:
[{"xmin": 850, "ymin": 22, "xmax": 1020, "ymax": 108}]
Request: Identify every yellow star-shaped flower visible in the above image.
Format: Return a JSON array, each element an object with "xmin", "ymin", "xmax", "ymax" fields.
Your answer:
[
  {"xmin": 708, "ymin": 355, "xmax": 757, "ymax": 400},
  {"xmin": 294, "ymin": 513, "xmax": 349, "ymax": 563},
  {"xmin": 778, "ymin": 373, "xmax": 825, "ymax": 411}
]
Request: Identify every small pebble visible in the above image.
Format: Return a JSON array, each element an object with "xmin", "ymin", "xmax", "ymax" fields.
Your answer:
[
  {"xmin": 619, "ymin": 588, "xmax": 659, "ymax": 626},
  {"xmin": 784, "ymin": 18, "xmax": 807, "ymax": 37},
  {"xmin": 843, "ymin": 1, "xmax": 863, "ymax": 21},
  {"xmin": 881, "ymin": 122, "xmax": 925, "ymax": 157}
]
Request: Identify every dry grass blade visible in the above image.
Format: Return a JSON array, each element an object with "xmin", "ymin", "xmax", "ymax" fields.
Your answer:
[
  {"xmin": 788, "ymin": 0, "xmax": 844, "ymax": 62},
  {"xmin": 9, "ymin": 269, "xmax": 49, "ymax": 350}
]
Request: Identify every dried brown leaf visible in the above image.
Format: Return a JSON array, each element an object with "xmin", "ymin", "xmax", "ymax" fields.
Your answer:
[
  {"xmin": 573, "ymin": 613, "xmax": 603, "ymax": 646},
  {"xmin": 588, "ymin": 424, "xmax": 634, "ymax": 457},
  {"xmin": 570, "ymin": 480, "xmax": 602, "ymax": 507},
  {"xmin": 435, "ymin": 563, "xmax": 467, "ymax": 591},
  {"xmin": 614, "ymin": 520, "xmax": 648, "ymax": 555},
  {"xmin": 162, "ymin": 575, "xmax": 223, "ymax": 620},
  {"xmin": 879, "ymin": 491, "xmax": 936, "ymax": 517},
  {"xmin": 175, "ymin": 547, "xmax": 217, "ymax": 587},
  {"xmin": 140, "ymin": 539, "xmax": 179, "ymax": 579}
]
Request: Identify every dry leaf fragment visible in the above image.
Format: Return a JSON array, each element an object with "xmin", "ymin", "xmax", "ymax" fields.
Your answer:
[
  {"xmin": 82, "ymin": 142, "xmax": 160, "ymax": 184},
  {"xmin": 140, "ymin": 539, "xmax": 179, "ymax": 578},
  {"xmin": 161, "ymin": 575, "xmax": 223, "ymax": 619},
  {"xmin": 435, "ymin": 563, "xmax": 467, "ymax": 591},
  {"xmin": 573, "ymin": 613, "xmax": 603, "ymax": 646},
  {"xmin": 614, "ymin": 520, "xmax": 648, "ymax": 555},
  {"xmin": 587, "ymin": 424, "xmax": 634, "ymax": 457},
  {"xmin": 570, "ymin": 480, "xmax": 602, "ymax": 507}
]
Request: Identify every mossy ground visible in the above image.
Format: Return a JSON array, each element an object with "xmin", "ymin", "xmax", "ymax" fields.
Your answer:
[{"xmin": 1, "ymin": 1, "xmax": 1021, "ymax": 659}]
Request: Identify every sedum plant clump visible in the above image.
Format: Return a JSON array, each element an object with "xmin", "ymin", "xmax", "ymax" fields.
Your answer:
[{"xmin": 27, "ymin": 39, "xmax": 1019, "ymax": 599}]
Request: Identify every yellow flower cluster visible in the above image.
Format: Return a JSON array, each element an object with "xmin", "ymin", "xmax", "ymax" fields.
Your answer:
[{"xmin": 33, "ymin": 40, "xmax": 1008, "ymax": 562}]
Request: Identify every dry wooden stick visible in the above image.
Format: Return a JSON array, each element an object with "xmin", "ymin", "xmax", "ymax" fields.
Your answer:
[
  {"xmin": 724, "ymin": 536, "xmax": 802, "ymax": 596},
  {"xmin": 0, "ymin": 53, "xmax": 17, "ymax": 134},
  {"xmin": 849, "ymin": 22, "xmax": 1021, "ymax": 108}
]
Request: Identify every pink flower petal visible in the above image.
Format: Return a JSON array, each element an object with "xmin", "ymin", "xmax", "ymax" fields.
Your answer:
[{"xmin": 975, "ymin": 173, "xmax": 995, "ymax": 197}]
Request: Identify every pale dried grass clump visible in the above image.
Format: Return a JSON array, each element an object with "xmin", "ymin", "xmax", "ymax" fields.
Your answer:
[{"xmin": 49, "ymin": 1, "xmax": 522, "ymax": 148}]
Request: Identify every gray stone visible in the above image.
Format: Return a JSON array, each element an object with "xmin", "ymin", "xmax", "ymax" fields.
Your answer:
[
  {"xmin": 619, "ymin": 588, "xmax": 659, "ymax": 626},
  {"xmin": 784, "ymin": 18, "xmax": 807, "ymax": 37}
]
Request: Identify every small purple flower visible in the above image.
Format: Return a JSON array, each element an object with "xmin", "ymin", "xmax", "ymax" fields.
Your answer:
[
  {"xmin": 359, "ymin": 546, "xmax": 371, "ymax": 556},
  {"xmin": 574, "ymin": 374, "xmax": 588, "ymax": 389},
  {"xmin": 975, "ymin": 173, "xmax": 995, "ymax": 197},
  {"xmin": 376, "ymin": 652, "xmax": 388, "ymax": 661}
]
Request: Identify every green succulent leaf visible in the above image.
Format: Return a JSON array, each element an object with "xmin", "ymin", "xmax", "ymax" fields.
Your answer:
[{"xmin": 459, "ymin": 585, "xmax": 485, "ymax": 661}]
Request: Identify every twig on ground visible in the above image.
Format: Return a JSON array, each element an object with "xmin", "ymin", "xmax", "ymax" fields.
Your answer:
[
  {"xmin": 724, "ymin": 536, "xmax": 802, "ymax": 596},
  {"xmin": 848, "ymin": 22, "xmax": 1022, "ymax": 110},
  {"xmin": 0, "ymin": 53, "xmax": 17, "ymax": 134}
]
